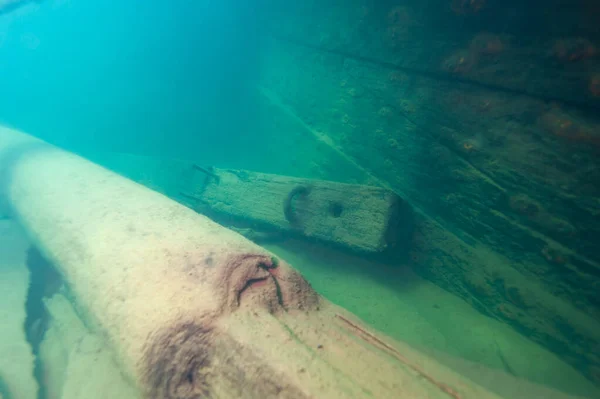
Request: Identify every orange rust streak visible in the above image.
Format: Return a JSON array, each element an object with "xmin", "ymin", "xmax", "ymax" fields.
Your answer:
[{"xmin": 335, "ymin": 314, "xmax": 462, "ymax": 399}]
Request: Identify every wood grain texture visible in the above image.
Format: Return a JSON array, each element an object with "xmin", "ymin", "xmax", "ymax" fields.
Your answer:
[
  {"xmin": 184, "ymin": 167, "xmax": 414, "ymax": 254},
  {"xmin": 259, "ymin": 0, "xmax": 600, "ymax": 111},
  {"xmin": 254, "ymin": 20, "xmax": 600, "ymax": 385}
]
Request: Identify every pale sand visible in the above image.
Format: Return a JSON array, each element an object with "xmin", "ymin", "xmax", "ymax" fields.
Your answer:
[
  {"xmin": 39, "ymin": 293, "xmax": 140, "ymax": 399},
  {"xmin": 0, "ymin": 220, "xmax": 38, "ymax": 399},
  {"xmin": 1, "ymin": 220, "xmax": 139, "ymax": 399}
]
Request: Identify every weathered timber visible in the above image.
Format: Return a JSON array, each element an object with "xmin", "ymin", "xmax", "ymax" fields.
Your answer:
[
  {"xmin": 87, "ymin": 152, "xmax": 412, "ymax": 252},
  {"xmin": 182, "ymin": 166, "xmax": 414, "ymax": 254},
  {"xmin": 256, "ymin": 61, "xmax": 600, "ymax": 387},
  {"xmin": 260, "ymin": 0, "xmax": 600, "ymax": 111}
]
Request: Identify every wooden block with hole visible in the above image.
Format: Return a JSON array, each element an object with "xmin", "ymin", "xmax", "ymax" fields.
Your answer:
[{"xmin": 181, "ymin": 166, "xmax": 413, "ymax": 254}]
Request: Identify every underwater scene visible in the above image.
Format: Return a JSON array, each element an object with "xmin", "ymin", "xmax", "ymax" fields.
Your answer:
[{"xmin": 1, "ymin": 1, "xmax": 599, "ymax": 398}]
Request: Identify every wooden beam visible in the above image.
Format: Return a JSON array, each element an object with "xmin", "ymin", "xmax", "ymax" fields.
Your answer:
[{"xmin": 182, "ymin": 166, "xmax": 414, "ymax": 254}]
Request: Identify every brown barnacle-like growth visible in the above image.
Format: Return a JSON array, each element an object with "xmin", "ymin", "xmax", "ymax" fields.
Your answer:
[
  {"xmin": 552, "ymin": 37, "xmax": 598, "ymax": 62},
  {"xmin": 541, "ymin": 246, "xmax": 568, "ymax": 265},
  {"xmin": 469, "ymin": 33, "xmax": 505, "ymax": 56},
  {"xmin": 442, "ymin": 49, "xmax": 478, "ymax": 74},
  {"xmin": 537, "ymin": 108, "xmax": 600, "ymax": 150},
  {"xmin": 462, "ymin": 142, "xmax": 474, "ymax": 152}
]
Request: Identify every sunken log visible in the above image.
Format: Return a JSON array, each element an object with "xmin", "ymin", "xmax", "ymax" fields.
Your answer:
[
  {"xmin": 182, "ymin": 166, "xmax": 414, "ymax": 254},
  {"xmin": 0, "ymin": 126, "xmax": 501, "ymax": 399}
]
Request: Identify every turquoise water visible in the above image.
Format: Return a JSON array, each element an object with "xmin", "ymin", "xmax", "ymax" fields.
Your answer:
[
  {"xmin": 0, "ymin": 1, "xmax": 264, "ymax": 162},
  {"xmin": 1, "ymin": 1, "xmax": 599, "ymax": 399}
]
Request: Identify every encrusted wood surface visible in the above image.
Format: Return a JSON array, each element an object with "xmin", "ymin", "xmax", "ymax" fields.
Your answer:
[
  {"xmin": 252, "ymin": 1, "xmax": 600, "ymax": 385},
  {"xmin": 257, "ymin": 62, "xmax": 600, "ymax": 384},
  {"xmin": 260, "ymin": 0, "xmax": 600, "ymax": 111},
  {"xmin": 257, "ymin": 44, "xmax": 600, "ymax": 311},
  {"xmin": 182, "ymin": 167, "xmax": 412, "ymax": 254}
]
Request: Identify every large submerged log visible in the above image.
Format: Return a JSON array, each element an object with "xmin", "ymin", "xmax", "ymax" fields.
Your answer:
[
  {"xmin": 183, "ymin": 166, "xmax": 413, "ymax": 254},
  {"xmin": 0, "ymin": 126, "xmax": 501, "ymax": 399}
]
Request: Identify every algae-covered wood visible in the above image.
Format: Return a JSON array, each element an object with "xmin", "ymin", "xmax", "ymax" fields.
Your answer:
[
  {"xmin": 255, "ymin": 24, "xmax": 600, "ymax": 385},
  {"xmin": 261, "ymin": 0, "xmax": 600, "ymax": 111},
  {"xmin": 183, "ymin": 166, "xmax": 413, "ymax": 254}
]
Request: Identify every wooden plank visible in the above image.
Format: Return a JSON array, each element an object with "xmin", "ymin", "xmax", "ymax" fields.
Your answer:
[
  {"xmin": 256, "ymin": 47, "xmax": 600, "ymax": 386},
  {"xmin": 183, "ymin": 166, "xmax": 414, "ymax": 254},
  {"xmin": 260, "ymin": 0, "xmax": 600, "ymax": 110},
  {"xmin": 258, "ymin": 39, "xmax": 600, "ymax": 316}
]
